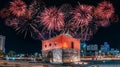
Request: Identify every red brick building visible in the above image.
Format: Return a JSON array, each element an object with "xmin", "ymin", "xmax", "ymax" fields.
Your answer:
[{"xmin": 42, "ymin": 34, "xmax": 80, "ymax": 63}]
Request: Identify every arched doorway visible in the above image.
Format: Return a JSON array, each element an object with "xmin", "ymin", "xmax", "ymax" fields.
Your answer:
[{"xmin": 47, "ymin": 51, "xmax": 53, "ymax": 63}]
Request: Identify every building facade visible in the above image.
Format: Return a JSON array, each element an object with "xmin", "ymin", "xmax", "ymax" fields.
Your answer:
[
  {"xmin": 0, "ymin": 35, "xmax": 5, "ymax": 52},
  {"xmin": 81, "ymin": 42, "xmax": 87, "ymax": 56},
  {"xmin": 86, "ymin": 44, "xmax": 98, "ymax": 56},
  {"xmin": 42, "ymin": 34, "xmax": 80, "ymax": 63}
]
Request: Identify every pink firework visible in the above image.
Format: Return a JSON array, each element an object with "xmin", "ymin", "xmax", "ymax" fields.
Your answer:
[
  {"xmin": 5, "ymin": 17, "xmax": 19, "ymax": 27},
  {"xmin": 71, "ymin": 5, "xmax": 93, "ymax": 27},
  {"xmin": 24, "ymin": 9, "xmax": 32, "ymax": 19},
  {"xmin": 59, "ymin": 4, "xmax": 73, "ymax": 20},
  {"xmin": 40, "ymin": 7, "xmax": 65, "ymax": 31},
  {"xmin": 0, "ymin": 8, "xmax": 10, "ymax": 18},
  {"xmin": 94, "ymin": 1, "xmax": 114, "ymax": 19},
  {"xmin": 96, "ymin": 19, "xmax": 110, "ymax": 27},
  {"xmin": 111, "ymin": 14, "xmax": 119, "ymax": 23},
  {"xmin": 9, "ymin": 0, "xmax": 27, "ymax": 17},
  {"xmin": 25, "ymin": 0, "xmax": 45, "ymax": 19}
]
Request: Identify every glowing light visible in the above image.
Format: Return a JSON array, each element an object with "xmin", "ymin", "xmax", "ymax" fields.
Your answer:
[{"xmin": 63, "ymin": 42, "xmax": 67, "ymax": 48}]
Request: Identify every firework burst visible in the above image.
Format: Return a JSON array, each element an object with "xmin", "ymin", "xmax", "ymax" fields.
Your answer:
[
  {"xmin": 5, "ymin": 17, "xmax": 19, "ymax": 27},
  {"xmin": 26, "ymin": 0, "xmax": 45, "ymax": 19},
  {"xmin": 96, "ymin": 19, "xmax": 110, "ymax": 27},
  {"xmin": 40, "ymin": 7, "xmax": 65, "ymax": 31},
  {"xmin": 110, "ymin": 14, "xmax": 119, "ymax": 23},
  {"xmin": 94, "ymin": 1, "xmax": 114, "ymax": 19},
  {"xmin": 71, "ymin": 5, "xmax": 93, "ymax": 27},
  {"xmin": 59, "ymin": 4, "xmax": 73, "ymax": 22},
  {"xmin": 14, "ymin": 17, "xmax": 40, "ymax": 38},
  {"xmin": 9, "ymin": 0, "xmax": 27, "ymax": 17},
  {"xmin": 2, "ymin": 0, "xmax": 116, "ymax": 41},
  {"xmin": 0, "ymin": 8, "xmax": 10, "ymax": 18}
]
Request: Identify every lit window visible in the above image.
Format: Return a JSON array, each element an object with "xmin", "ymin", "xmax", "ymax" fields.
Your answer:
[{"xmin": 63, "ymin": 42, "xmax": 67, "ymax": 48}]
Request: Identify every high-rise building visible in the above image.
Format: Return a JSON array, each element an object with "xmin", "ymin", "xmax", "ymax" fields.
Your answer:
[
  {"xmin": 0, "ymin": 35, "xmax": 5, "ymax": 52},
  {"xmin": 100, "ymin": 42, "xmax": 110, "ymax": 54}
]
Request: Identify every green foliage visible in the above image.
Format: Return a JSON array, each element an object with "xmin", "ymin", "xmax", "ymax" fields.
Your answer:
[
  {"xmin": 8, "ymin": 50, "xmax": 16, "ymax": 57},
  {"xmin": 0, "ymin": 50, "xmax": 4, "ymax": 57}
]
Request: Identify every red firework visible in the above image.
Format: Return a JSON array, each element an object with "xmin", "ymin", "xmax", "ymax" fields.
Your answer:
[
  {"xmin": 40, "ymin": 7, "xmax": 65, "ymax": 31},
  {"xmin": 0, "ymin": 8, "xmax": 10, "ymax": 18},
  {"xmin": 71, "ymin": 5, "xmax": 93, "ymax": 27},
  {"xmin": 5, "ymin": 17, "xmax": 19, "ymax": 27},
  {"xmin": 9, "ymin": 0, "xmax": 27, "ymax": 17},
  {"xmin": 111, "ymin": 14, "xmax": 119, "ymax": 22},
  {"xmin": 94, "ymin": 1, "xmax": 114, "ymax": 19},
  {"xmin": 24, "ymin": 9, "xmax": 32, "ymax": 19},
  {"xmin": 97, "ymin": 19, "xmax": 110, "ymax": 27}
]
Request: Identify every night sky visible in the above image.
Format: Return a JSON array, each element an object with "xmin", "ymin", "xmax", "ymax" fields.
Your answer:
[{"xmin": 0, "ymin": 0, "xmax": 120, "ymax": 54}]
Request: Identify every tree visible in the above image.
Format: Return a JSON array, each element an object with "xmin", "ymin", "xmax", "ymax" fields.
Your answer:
[
  {"xmin": 8, "ymin": 50, "xmax": 16, "ymax": 57},
  {"xmin": 34, "ymin": 52, "xmax": 39, "ymax": 58},
  {"xmin": 0, "ymin": 50, "xmax": 4, "ymax": 57}
]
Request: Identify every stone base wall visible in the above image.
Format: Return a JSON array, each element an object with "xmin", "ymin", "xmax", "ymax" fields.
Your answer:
[{"xmin": 42, "ymin": 48, "xmax": 80, "ymax": 63}]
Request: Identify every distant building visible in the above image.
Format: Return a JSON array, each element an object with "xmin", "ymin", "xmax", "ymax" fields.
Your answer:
[
  {"xmin": 100, "ymin": 42, "xmax": 110, "ymax": 54},
  {"xmin": 110, "ymin": 48, "xmax": 119, "ymax": 55},
  {"xmin": 86, "ymin": 44, "xmax": 98, "ymax": 56},
  {"xmin": 81, "ymin": 42, "xmax": 87, "ymax": 56},
  {"xmin": 87, "ymin": 44, "xmax": 98, "ymax": 51},
  {"xmin": 0, "ymin": 35, "xmax": 5, "ymax": 52},
  {"xmin": 42, "ymin": 34, "xmax": 80, "ymax": 63}
]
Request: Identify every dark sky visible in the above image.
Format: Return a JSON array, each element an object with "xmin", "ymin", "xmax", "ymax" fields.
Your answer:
[{"xmin": 0, "ymin": 0, "xmax": 120, "ymax": 54}]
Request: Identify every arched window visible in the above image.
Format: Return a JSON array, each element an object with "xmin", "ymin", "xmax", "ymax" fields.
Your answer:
[
  {"xmin": 49, "ymin": 43, "xmax": 51, "ymax": 47},
  {"xmin": 45, "ymin": 45, "xmax": 47, "ymax": 48}
]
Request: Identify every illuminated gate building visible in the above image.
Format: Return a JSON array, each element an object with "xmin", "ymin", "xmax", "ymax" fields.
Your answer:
[{"xmin": 42, "ymin": 34, "xmax": 80, "ymax": 63}]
